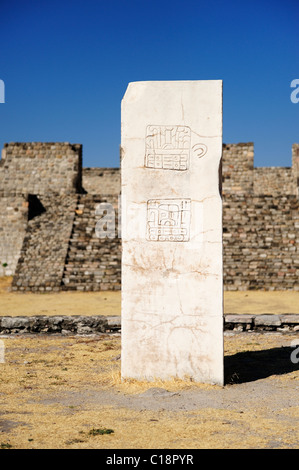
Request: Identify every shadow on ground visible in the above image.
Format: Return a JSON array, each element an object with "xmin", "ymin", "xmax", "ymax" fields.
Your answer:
[{"xmin": 225, "ymin": 346, "xmax": 299, "ymax": 384}]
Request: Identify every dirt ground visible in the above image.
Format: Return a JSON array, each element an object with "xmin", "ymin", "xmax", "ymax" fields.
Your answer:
[
  {"xmin": 0, "ymin": 332, "xmax": 298, "ymax": 449},
  {"xmin": 1, "ymin": 277, "xmax": 299, "ymax": 316},
  {"xmin": 0, "ymin": 276, "xmax": 298, "ymax": 449}
]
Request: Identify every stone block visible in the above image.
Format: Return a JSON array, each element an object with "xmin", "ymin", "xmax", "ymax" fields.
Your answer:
[
  {"xmin": 280, "ymin": 314, "xmax": 299, "ymax": 325},
  {"xmin": 121, "ymin": 80, "xmax": 223, "ymax": 385},
  {"xmin": 254, "ymin": 315, "xmax": 281, "ymax": 327}
]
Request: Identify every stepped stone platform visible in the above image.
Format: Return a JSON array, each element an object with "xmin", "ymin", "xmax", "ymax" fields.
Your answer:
[
  {"xmin": 61, "ymin": 194, "xmax": 121, "ymax": 291},
  {"xmin": 0, "ymin": 141, "xmax": 298, "ymax": 292}
]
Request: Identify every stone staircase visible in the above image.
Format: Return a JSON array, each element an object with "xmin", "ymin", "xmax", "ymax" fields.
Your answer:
[
  {"xmin": 61, "ymin": 194, "xmax": 121, "ymax": 291},
  {"xmin": 12, "ymin": 195, "xmax": 78, "ymax": 291}
]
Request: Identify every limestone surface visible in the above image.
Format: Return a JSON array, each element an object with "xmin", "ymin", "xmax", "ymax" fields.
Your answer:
[{"xmin": 121, "ymin": 81, "xmax": 223, "ymax": 385}]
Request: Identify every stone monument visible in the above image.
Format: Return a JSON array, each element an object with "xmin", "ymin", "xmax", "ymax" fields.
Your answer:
[{"xmin": 121, "ymin": 80, "xmax": 223, "ymax": 385}]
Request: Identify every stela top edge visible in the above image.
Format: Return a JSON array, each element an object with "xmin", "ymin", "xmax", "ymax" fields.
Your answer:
[
  {"xmin": 123, "ymin": 79, "xmax": 222, "ymax": 94},
  {"xmin": 126, "ymin": 79, "xmax": 223, "ymax": 85},
  {"xmin": 122, "ymin": 79, "xmax": 223, "ymax": 105}
]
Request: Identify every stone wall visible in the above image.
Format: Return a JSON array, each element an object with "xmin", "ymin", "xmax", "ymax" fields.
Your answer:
[
  {"xmin": 0, "ymin": 195, "xmax": 28, "ymax": 276},
  {"xmin": 83, "ymin": 143, "xmax": 299, "ymax": 199},
  {"xmin": 82, "ymin": 168, "xmax": 120, "ymax": 195},
  {"xmin": 1, "ymin": 141, "xmax": 298, "ymax": 291},
  {"xmin": 223, "ymin": 194, "xmax": 299, "ymax": 290},
  {"xmin": 11, "ymin": 194, "xmax": 121, "ymax": 292},
  {"xmin": 1, "ymin": 314, "xmax": 299, "ymax": 335},
  {"xmin": 292, "ymin": 144, "xmax": 299, "ymax": 196},
  {"xmin": 0, "ymin": 142, "xmax": 82, "ymax": 196},
  {"xmin": 61, "ymin": 194, "xmax": 121, "ymax": 291},
  {"xmin": 11, "ymin": 195, "xmax": 78, "ymax": 291},
  {"xmin": 253, "ymin": 167, "xmax": 296, "ymax": 195},
  {"xmin": 222, "ymin": 143, "xmax": 254, "ymax": 195}
]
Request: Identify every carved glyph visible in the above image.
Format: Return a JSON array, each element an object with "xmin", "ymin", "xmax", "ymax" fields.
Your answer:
[
  {"xmin": 145, "ymin": 125, "xmax": 207, "ymax": 171},
  {"xmin": 145, "ymin": 125, "xmax": 191, "ymax": 170},
  {"xmin": 146, "ymin": 198, "xmax": 191, "ymax": 242}
]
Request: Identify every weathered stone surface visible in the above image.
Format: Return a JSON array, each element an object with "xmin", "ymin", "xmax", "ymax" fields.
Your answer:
[
  {"xmin": 82, "ymin": 168, "xmax": 120, "ymax": 195},
  {"xmin": 0, "ymin": 315, "xmax": 108, "ymax": 334},
  {"xmin": 61, "ymin": 194, "xmax": 121, "ymax": 291},
  {"xmin": 121, "ymin": 80, "xmax": 223, "ymax": 385},
  {"xmin": 0, "ymin": 142, "xmax": 82, "ymax": 196},
  {"xmin": 254, "ymin": 315, "xmax": 281, "ymax": 327},
  {"xmin": 223, "ymin": 194, "xmax": 299, "ymax": 291},
  {"xmin": 225, "ymin": 314, "xmax": 254, "ymax": 324},
  {"xmin": 0, "ymin": 138, "xmax": 298, "ymax": 290},
  {"xmin": 1, "ymin": 314, "xmax": 299, "ymax": 335},
  {"xmin": 1, "ymin": 316, "xmax": 32, "ymax": 329},
  {"xmin": 0, "ymin": 195, "xmax": 28, "ymax": 276},
  {"xmin": 12, "ymin": 195, "xmax": 78, "ymax": 291},
  {"xmin": 107, "ymin": 316, "xmax": 121, "ymax": 327},
  {"xmin": 280, "ymin": 314, "xmax": 299, "ymax": 325}
]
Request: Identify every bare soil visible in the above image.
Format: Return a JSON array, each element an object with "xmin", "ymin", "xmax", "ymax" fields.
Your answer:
[
  {"xmin": 1, "ymin": 277, "xmax": 299, "ymax": 317},
  {"xmin": 0, "ymin": 331, "xmax": 298, "ymax": 449},
  {"xmin": 0, "ymin": 277, "xmax": 298, "ymax": 449}
]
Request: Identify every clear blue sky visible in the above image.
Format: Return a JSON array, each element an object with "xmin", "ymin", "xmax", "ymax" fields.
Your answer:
[{"xmin": 0, "ymin": 0, "xmax": 298, "ymax": 168}]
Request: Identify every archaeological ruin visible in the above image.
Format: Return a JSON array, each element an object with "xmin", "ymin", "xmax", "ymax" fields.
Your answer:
[{"xmin": 0, "ymin": 141, "xmax": 298, "ymax": 292}]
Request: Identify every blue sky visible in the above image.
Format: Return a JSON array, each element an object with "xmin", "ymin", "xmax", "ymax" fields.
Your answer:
[{"xmin": 0, "ymin": 0, "xmax": 298, "ymax": 168}]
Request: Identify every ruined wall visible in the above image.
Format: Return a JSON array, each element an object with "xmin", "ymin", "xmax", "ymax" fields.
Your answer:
[
  {"xmin": 222, "ymin": 143, "xmax": 254, "ymax": 195},
  {"xmin": 253, "ymin": 167, "xmax": 296, "ymax": 195},
  {"xmin": 0, "ymin": 195, "xmax": 28, "ymax": 276},
  {"xmin": 62, "ymin": 194, "xmax": 121, "ymax": 291},
  {"xmin": 223, "ymin": 194, "xmax": 299, "ymax": 290},
  {"xmin": 11, "ymin": 195, "xmax": 78, "ymax": 291},
  {"xmin": 1, "ymin": 141, "xmax": 298, "ymax": 291},
  {"xmin": 0, "ymin": 142, "xmax": 83, "ymax": 282},
  {"xmin": 82, "ymin": 168, "xmax": 120, "ymax": 195},
  {"xmin": 221, "ymin": 143, "xmax": 298, "ymax": 290},
  {"xmin": 292, "ymin": 144, "xmax": 299, "ymax": 197},
  {"xmin": 0, "ymin": 142, "xmax": 82, "ymax": 196},
  {"xmin": 84, "ymin": 143, "xmax": 295, "ymax": 199},
  {"xmin": 11, "ymin": 193, "xmax": 121, "ymax": 292}
]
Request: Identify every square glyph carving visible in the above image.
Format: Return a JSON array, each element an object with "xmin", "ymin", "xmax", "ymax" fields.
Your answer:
[
  {"xmin": 146, "ymin": 198, "xmax": 191, "ymax": 242},
  {"xmin": 145, "ymin": 125, "xmax": 191, "ymax": 171}
]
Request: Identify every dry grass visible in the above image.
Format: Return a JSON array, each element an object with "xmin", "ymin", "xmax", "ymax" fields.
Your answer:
[
  {"xmin": 0, "ymin": 277, "xmax": 299, "ymax": 448},
  {"xmin": 224, "ymin": 290, "xmax": 299, "ymax": 314},
  {"xmin": 0, "ymin": 276, "xmax": 299, "ymax": 316},
  {"xmin": 0, "ymin": 333, "xmax": 298, "ymax": 449},
  {"xmin": 0, "ymin": 277, "xmax": 121, "ymax": 317}
]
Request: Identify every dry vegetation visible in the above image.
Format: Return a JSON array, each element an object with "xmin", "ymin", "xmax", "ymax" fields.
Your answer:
[
  {"xmin": 0, "ymin": 332, "xmax": 298, "ymax": 449},
  {"xmin": 1, "ymin": 276, "xmax": 299, "ymax": 317},
  {"xmin": 0, "ymin": 276, "xmax": 298, "ymax": 449}
]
